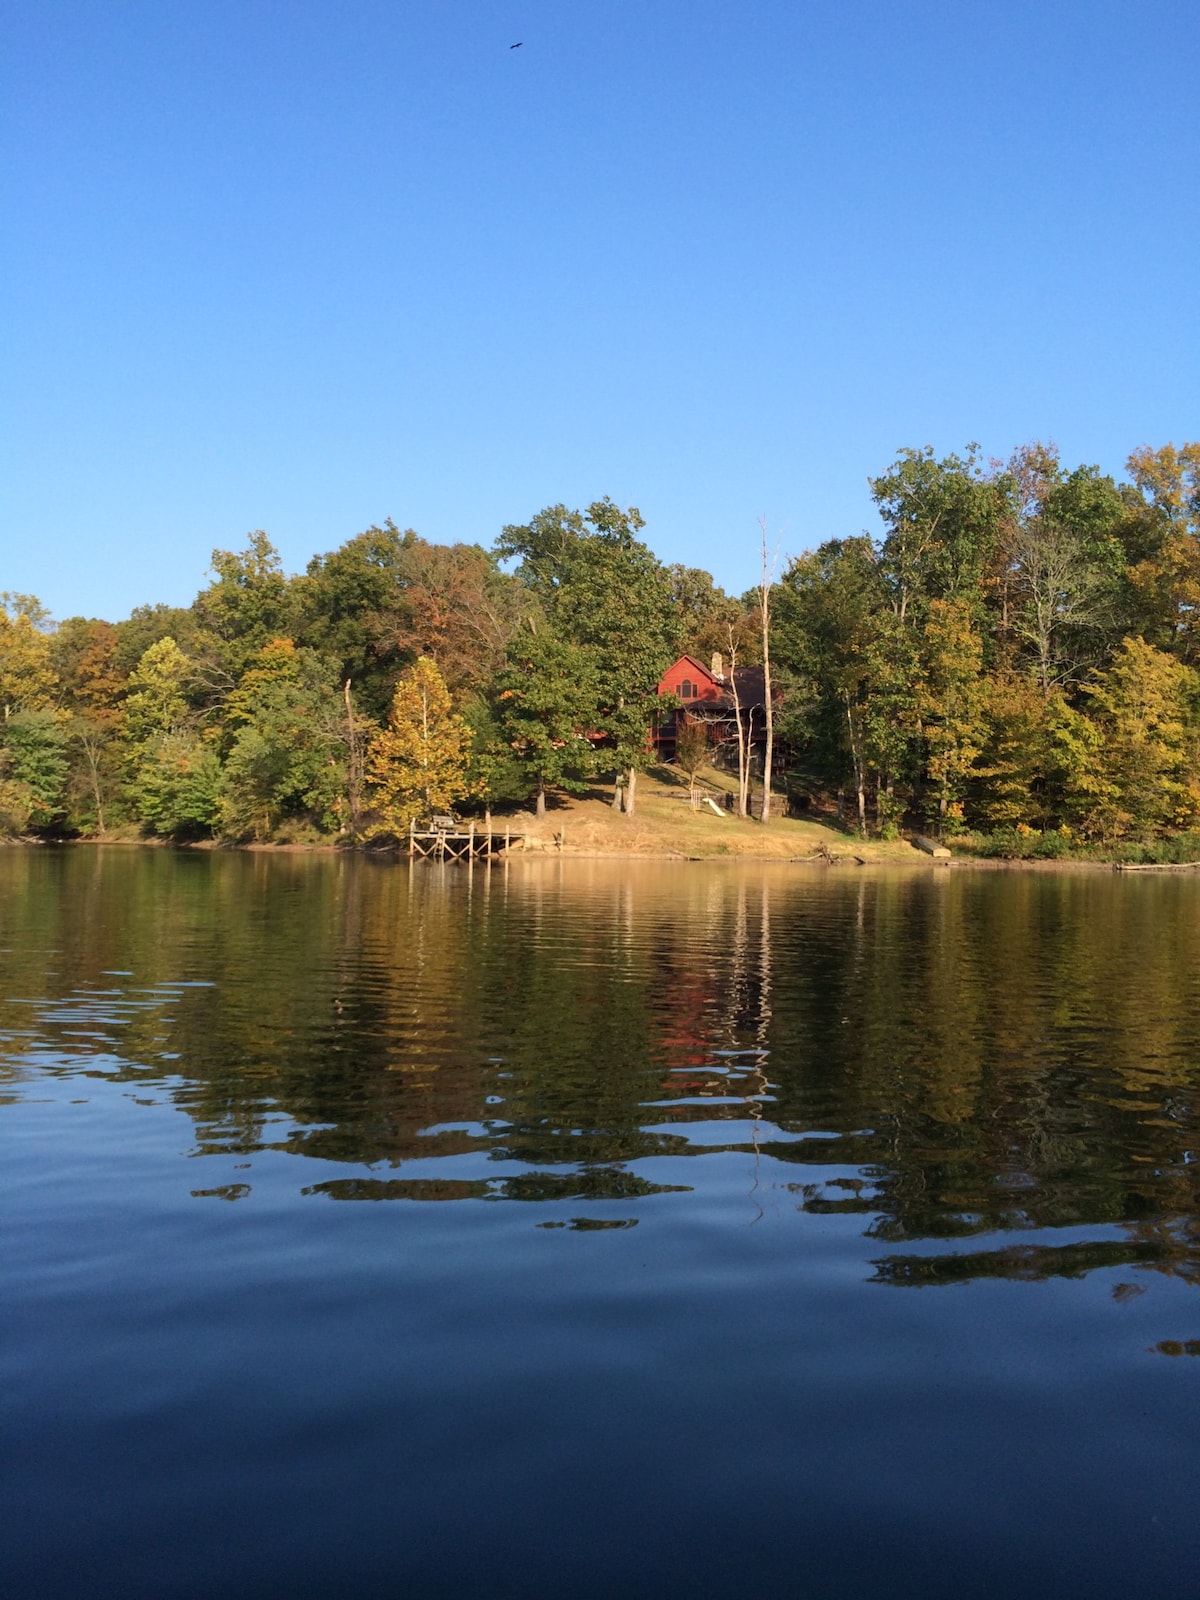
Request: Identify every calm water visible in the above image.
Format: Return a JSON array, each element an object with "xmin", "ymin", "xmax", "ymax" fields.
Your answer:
[{"xmin": 3, "ymin": 847, "xmax": 1200, "ymax": 1599}]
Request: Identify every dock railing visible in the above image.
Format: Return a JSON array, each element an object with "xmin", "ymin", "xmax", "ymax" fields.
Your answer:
[{"xmin": 407, "ymin": 818, "xmax": 518, "ymax": 860}]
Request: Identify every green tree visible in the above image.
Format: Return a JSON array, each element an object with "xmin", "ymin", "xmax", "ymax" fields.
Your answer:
[
  {"xmin": 0, "ymin": 711, "xmax": 70, "ymax": 829},
  {"xmin": 1009, "ymin": 520, "xmax": 1119, "ymax": 692},
  {"xmin": 366, "ymin": 656, "xmax": 476, "ymax": 835},
  {"xmin": 999, "ymin": 463, "xmax": 1129, "ymax": 690},
  {"xmin": 459, "ymin": 692, "xmax": 534, "ymax": 815},
  {"xmin": 498, "ymin": 500, "xmax": 681, "ymax": 814},
  {"xmin": 491, "ymin": 630, "xmax": 601, "ymax": 817},
  {"xmin": 192, "ymin": 531, "xmax": 299, "ymax": 683},
  {"xmin": 300, "ymin": 524, "xmax": 533, "ymax": 711},
  {"xmin": 113, "ymin": 602, "xmax": 199, "ymax": 676},
  {"xmin": 870, "ymin": 446, "xmax": 1012, "ymax": 625},
  {"xmin": 132, "ymin": 734, "xmax": 224, "ymax": 839},
  {"xmin": 67, "ymin": 711, "xmax": 120, "ymax": 835},
  {"xmin": 860, "ymin": 610, "xmax": 921, "ymax": 833},
  {"xmin": 122, "ymin": 637, "xmax": 218, "ymax": 836},
  {"xmin": 123, "ymin": 637, "xmax": 195, "ymax": 744},
  {"xmin": 219, "ymin": 640, "xmax": 347, "ymax": 841},
  {"xmin": 667, "ymin": 565, "xmax": 746, "ymax": 663},
  {"xmin": 774, "ymin": 538, "xmax": 895, "ymax": 834},
  {"xmin": 297, "ymin": 522, "xmax": 418, "ymax": 716}
]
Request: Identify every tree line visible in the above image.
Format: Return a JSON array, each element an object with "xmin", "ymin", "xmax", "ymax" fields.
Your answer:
[
  {"xmin": 0, "ymin": 499, "xmax": 753, "ymax": 842},
  {"xmin": 775, "ymin": 440, "xmax": 1200, "ymax": 850},
  {"xmin": 1, "ymin": 440, "xmax": 1197, "ymax": 850}
]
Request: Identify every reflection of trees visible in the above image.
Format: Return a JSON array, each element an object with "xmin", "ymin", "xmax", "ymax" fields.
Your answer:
[
  {"xmin": 3, "ymin": 850, "xmax": 1200, "ymax": 1286},
  {"xmin": 769, "ymin": 870, "xmax": 1200, "ymax": 1286},
  {"xmin": 872, "ymin": 1237, "xmax": 1173, "ymax": 1286}
]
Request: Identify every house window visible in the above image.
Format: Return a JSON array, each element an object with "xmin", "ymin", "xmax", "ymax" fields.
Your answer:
[{"xmin": 681, "ymin": 679, "xmax": 694, "ymax": 699}]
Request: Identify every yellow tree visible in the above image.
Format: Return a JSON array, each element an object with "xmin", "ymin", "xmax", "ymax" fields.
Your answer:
[
  {"xmin": 974, "ymin": 672, "xmax": 1053, "ymax": 829},
  {"xmin": 973, "ymin": 674, "xmax": 1103, "ymax": 832},
  {"xmin": 366, "ymin": 657, "xmax": 475, "ymax": 834},
  {"xmin": 0, "ymin": 594, "xmax": 57, "ymax": 718},
  {"xmin": 1127, "ymin": 441, "xmax": 1200, "ymax": 529},
  {"xmin": 1081, "ymin": 637, "xmax": 1200, "ymax": 841},
  {"xmin": 0, "ymin": 595, "xmax": 62, "ymax": 835},
  {"xmin": 1125, "ymin": 443, "xmax": 1200, "ymax": 659}
]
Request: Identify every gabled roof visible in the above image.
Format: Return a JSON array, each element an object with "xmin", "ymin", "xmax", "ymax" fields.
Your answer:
[
  {"xmin": 663, "ymin": 654, "xmax": 719, "ymax": 683},
  {"xmin": 659, "ymin": 659, "xmax": 767, "ymax": 713}
]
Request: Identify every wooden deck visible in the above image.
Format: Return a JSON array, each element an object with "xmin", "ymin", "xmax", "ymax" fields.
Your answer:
[{"xmin": 407, "ymin": 819, "xmax": 524, "ymax": 860}]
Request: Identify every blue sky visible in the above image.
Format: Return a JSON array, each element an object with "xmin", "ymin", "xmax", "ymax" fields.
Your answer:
[{"xmin": 4, "ymin": 0, "xmax": 1197, "ymax": 622}]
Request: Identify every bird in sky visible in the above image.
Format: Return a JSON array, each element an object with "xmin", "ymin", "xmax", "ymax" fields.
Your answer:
[{"xmin": 510, "ymin": 42, "xmax": 522, "ymax": 49}]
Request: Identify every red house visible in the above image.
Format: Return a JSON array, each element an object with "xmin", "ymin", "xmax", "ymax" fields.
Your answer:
[
  {"xmin": 658, "ymin": 653, "xmax": 726, "ymax": 706},
  {"xmin": 654, "ymin": 653, "xmax": 768, "ymax": 759}
]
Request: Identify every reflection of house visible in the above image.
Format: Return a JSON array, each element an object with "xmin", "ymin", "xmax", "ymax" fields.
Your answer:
[{"xmin": 653, "ymin": 653, "xmax": 768, "ymax": 761}]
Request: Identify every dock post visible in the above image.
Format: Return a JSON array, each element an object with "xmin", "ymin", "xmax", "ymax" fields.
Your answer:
[{"xmin": 409, "ymin": 817, "xmax": 415, "ymax": 858}]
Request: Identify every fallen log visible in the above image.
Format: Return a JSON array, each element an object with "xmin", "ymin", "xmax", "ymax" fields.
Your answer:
[{"xmin": 911, "ymin": 835, "xmax": 952, "ymax": 860}]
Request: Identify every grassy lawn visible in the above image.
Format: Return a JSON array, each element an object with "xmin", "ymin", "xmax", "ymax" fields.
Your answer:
[{"xmin": 508, "ymin": 765, "xmax": 919, "ymax": 861}]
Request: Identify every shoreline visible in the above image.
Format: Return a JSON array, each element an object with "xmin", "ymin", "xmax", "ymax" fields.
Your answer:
[{"xmin": 5, "ymin": 833, "xmax": 1198, "ymax": 873}]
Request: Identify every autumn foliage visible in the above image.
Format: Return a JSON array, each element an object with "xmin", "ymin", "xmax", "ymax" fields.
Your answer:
[{"xmin": 2, "ymin": 442, "xmax": 1200, "ymax": 853}]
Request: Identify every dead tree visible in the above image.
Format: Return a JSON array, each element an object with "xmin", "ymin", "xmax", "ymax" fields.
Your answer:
[
  {"xmin": 727, "ymin": 624, "xmax": 750, "ymax": 819},
  {"xmin": 758, "ymin": 516, "xmax": 781, "ymax": 824}
]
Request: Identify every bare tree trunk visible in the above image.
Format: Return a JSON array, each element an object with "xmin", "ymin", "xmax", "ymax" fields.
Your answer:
[
  {"xmin": 758, "ymin": 517, "xmax": 779, "ymax": 825},
  {"xmin": 536, "ymin": 783, "xmax": 546, "ymax": 819},
  {"xmin": 733, "ymin": 693, "xmax": 748, "ymax": 818},
  {"xmin": 728, "ymin": 625, "xmax": 749, "ymax": 819},
  {"xmin": 624, "ymin": 766, "xmax": 637, "ymax": 817},
  {"xmin": 78, "ymin": 731, "xmax": 107, "ymax": 837},
  {"xmin": 611, "ymin": 777, "xmax": 623, "ymax": 810},
  {"xmin": 90, "ymin": 768, "xmax": 105, "ymax": 837},
  {"xmin": 844, "ymin": 692, "xmax": 867, "ymax": 837}
]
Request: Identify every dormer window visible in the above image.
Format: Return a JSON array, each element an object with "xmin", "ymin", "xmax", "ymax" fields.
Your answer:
[{"xmin": 681, "ymin": 679, "xmax": 694, "ymax": 699}]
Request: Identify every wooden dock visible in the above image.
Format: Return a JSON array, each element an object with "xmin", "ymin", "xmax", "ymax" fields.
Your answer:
[{"xmin": 407, "ymin": 818, "xmax": 523, "ymax": 861}]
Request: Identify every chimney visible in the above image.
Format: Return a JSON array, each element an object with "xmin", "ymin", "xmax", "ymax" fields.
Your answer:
[{"xmin": 711, "ymin": 651, "xmax": 724, "ymax": 681}]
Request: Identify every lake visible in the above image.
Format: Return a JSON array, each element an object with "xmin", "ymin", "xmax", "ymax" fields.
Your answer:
[{"xmin": 3, "ymin": 847, "xmax": 1199, "ymax": 1598}]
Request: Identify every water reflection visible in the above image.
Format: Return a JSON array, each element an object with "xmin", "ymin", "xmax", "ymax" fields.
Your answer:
[{"xmin": 3, "ymin": 848, "xmax": 1200, "ymax": 1288}]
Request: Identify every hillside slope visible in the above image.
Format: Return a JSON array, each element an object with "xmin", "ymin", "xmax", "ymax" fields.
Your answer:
[{"xmin": 504, "ymin": 766, "xmax": 919, "ymax": 861}]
